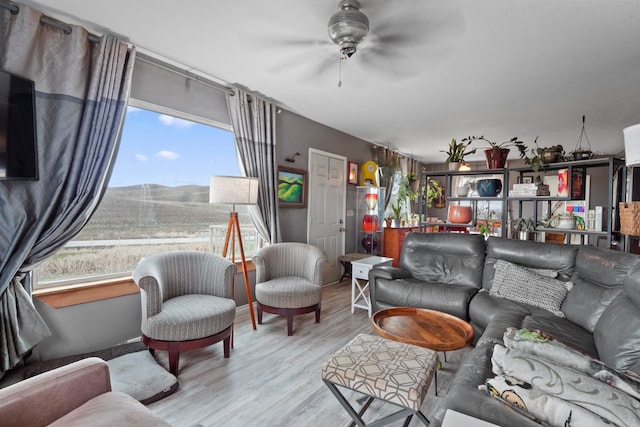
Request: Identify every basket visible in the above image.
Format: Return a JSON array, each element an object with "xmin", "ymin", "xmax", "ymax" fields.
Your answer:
[{"xmin": 619, "ymin": 202, "xmax": 640, "ymax": 236}]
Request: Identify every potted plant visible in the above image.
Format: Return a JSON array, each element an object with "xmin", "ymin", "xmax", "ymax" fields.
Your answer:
[
  {"xmin": 512, "ymin": 217, "xmax": 536, "ymax": 240},
  {"xmin": 441, "ymin": 138, "xmax": 476, "ymax": 170},
  {"xmin": 461, "ymin": 135, "xmax": 527, "ymax": 169},
  {"xmin": 390, "ymin": 202, "xmax": 402, "ymax": 227},
  {"xmin": 422, "ymin": 177, "xmax": 443, "ymax": 208}
]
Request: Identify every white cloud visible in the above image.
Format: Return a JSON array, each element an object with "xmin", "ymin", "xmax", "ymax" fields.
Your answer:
[
  {"xmin": 158, "ymin": 115, "xmax": 194, "ymax": 128},
  {"xmin": 127, "ymin": 106, "xmax": 141, "ymax": 114},
  {"xmin": 155, "ymin": 150, "xmax": 180, "ymax": 160},
  {"xmin": 134, "ymin": 153, "xmax": 148, "ymax": 162}
]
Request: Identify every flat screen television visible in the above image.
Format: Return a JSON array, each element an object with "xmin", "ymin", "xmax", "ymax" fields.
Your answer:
[{"xmin": 0, "ymin": 69, "xmax": 38, "ymax": 180}]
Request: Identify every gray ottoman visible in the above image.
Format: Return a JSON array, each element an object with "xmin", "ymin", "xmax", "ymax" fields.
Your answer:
[{"xmin": 321, "ymin": 334, "xmax": 438, "ymax": 426}]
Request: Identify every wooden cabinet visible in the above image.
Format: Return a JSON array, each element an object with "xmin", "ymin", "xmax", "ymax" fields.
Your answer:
[{"xmin": 383, "ymin": 226, "xmax": 420, "ymax": 267}]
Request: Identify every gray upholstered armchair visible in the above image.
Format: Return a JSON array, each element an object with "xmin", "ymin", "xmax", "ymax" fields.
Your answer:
[
  {"xmin": 133, "ymin": 251, "xmax": 237, "ymax": 375},
  {"xmin": 252, "ymin": 243, "xmax": 326, "ymax": 335}
]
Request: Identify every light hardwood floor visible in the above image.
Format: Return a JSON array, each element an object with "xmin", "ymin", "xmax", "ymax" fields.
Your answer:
[{"xmin": 148, "ymin": 281, "xmax": 470, "ymax": 427}]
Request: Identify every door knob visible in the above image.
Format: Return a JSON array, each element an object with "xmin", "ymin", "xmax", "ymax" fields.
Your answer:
[{"xmin": 339, "ymin": 227, "xmax": 346, "ymax": 232}]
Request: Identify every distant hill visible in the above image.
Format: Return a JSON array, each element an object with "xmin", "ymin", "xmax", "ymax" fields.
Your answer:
[{"xmin": 75, "ymin": 184, "xmax": 251, "ymax": 240}]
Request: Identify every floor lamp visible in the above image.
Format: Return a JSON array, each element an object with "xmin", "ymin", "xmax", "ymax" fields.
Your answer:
[{"xmin": 210, "ymin": 176, "xmax": 259, "ymax": 339}]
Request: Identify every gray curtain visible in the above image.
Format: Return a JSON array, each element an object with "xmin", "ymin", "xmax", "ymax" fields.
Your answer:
[
  {"xmin": 0, "ymin": 5, "xmax": 135, "ymax": 371},
  {"xmin": 226, "ymin": 89, "xmax": 281, "ymax": 244}
]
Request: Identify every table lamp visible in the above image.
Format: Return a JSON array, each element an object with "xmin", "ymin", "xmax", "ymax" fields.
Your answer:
[{"xmin": 210, "ymin": 176, "xmax": 259, "ymax": 332}]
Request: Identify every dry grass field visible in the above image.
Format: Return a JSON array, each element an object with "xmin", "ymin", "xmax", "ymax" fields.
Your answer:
[{"xmin": 38, "ymin": 184, "xmax": 254, "ymax": 282}]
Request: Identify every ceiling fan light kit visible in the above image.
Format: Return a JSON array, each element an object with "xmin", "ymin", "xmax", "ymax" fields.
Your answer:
[{"xmin": 328, "ymin": 0, "xmax": 369, "ymax": 58}]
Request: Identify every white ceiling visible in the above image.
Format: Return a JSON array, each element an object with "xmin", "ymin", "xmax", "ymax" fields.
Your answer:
[{"xmin": 19, "ymin": 0, "xmax": 640, "ymax": 164}]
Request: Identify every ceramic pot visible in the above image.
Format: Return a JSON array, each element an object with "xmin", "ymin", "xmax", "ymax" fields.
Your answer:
[
  {"xmin": 476, "ymin": 179, "xmax": 503, "ymax": 197},
  {"xmin": 448, "ymin": 162, "xmax": 460, "ymax": 171},
  {"xmin": 456, "ymin": 184, "xmax": 469, "ymax": 197},
  {"xmin": 448, "ymin": 205, "xmax": 472, "ymax": 224},
  {"xmin": 556, "ymin": 214, "xmax": 576, "ymax": 230}
]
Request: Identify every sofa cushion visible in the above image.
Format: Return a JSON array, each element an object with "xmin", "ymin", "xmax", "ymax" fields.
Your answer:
[
  {"xmin": 490, "ymin": 260, "xmax": 571, "ymax": 317},
  {"xmin": 561, "ymin": 276, "xmax": 623, "ymax": 333},
  {"xmin": 400, "ymin": 232, "xmax": 485, "ymax": 288},
  {"xmin": 469, "ymin": 291, "xmax": 531, "ymax": 331},
  {"xmin": 521, "ymin": 315, "xmax": 598, "ymax": 358},
  {"xmin": 594, "ymin": 292, "xmax": 640, "ymax": 374},
  {"xmin": 482, "ymin": 237, "xmax": 578, "ymax": 291},
  {"xmin": 562, "ymin": 245, "xmax": 640, "ymax": 333},
  {"xmin": 49, "ymin": 391, "xmax": 171, "ymax": 427}
]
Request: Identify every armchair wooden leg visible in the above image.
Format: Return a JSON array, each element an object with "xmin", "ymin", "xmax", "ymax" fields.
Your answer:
[
  {"xmin": 257, "ymin": 304, "xmax": 263, "ymax": 324},
  {"xmin": 315, "ymin": 304, "xmax": 321, "ymax": 323},
  {"xmin": 168, "ymin": 342, "xmax": 180, "ymax": 376},
  {"xmin": 287, "ymin": 311, "xmax": 294, "ymax": 336},
  {"xmin": 223, "ymin": 336, "xmax": 231, "ymax": 358}
]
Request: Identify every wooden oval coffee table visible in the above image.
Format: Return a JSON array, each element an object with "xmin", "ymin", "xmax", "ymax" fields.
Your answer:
[
  {"xmin": 371, "ymin": 307, "xmax": 474, "ymax": 396},
  {"xmin": 371, "ymin": 307, "xmax": 474, "ymax": 351}
]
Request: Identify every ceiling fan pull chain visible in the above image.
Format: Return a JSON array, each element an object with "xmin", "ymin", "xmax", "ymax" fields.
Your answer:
[{"xmin": 338, "ymin": 55, "xmax": 343, "ymax": 87}]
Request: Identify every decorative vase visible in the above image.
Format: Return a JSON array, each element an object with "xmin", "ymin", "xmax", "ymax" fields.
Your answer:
[
  {"xmin": 448, "ymin": 205, "xmax": 472, "ymax": 224},
  {"xmin": 476, "ymin": 179, "xmax": 503, "ymax": 197},
  {"xmin": 448, "ymin": 162, "xmax": 460, "ymax": 171},
  {"xmin": 361, "ymin": 214, "xmax": 379, "ymax": 233},
  {"xmin": 364, "ymin": 193, "xmax": 378, "ymax": 210},
  {"xmin": 361, "ymin": 235, "xmax": 378, "ymax": 253},
  {"xmin": 484, "ymin": 148, "xmax": 510, "ymax": 169}
]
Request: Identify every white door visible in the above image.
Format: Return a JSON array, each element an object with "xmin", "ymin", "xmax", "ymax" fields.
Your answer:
[{"xmin": 308, "ymin": 149, "xmax": 346, "ymax": 284}]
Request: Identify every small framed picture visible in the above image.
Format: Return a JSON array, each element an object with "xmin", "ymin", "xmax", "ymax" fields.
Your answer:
[
  {"xmin": 347, "ymin": 161, "xmax": 359, "ymax": 185},
  {"xmin": 521, "ymin": 176, "xmax": 533, "ymax": 184},
  {"xmin": 278, "ymin": 166, "xmax": 307, "ymax": 208}
]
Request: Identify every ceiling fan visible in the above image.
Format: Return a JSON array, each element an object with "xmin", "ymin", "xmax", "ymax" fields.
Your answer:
[{"xmin": 257, "ymin": 0, "xmax": 463, "ymax": 87}]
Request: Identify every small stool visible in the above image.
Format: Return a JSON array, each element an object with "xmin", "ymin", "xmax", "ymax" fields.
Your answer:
[{"xmin": 321, "ymin": 334, "xmax": 438, "ymax": 426}]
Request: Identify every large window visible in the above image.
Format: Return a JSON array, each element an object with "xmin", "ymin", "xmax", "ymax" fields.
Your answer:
[{"xmin": 35, "ymin": 106, "xmax": 257, "ymax": 288}]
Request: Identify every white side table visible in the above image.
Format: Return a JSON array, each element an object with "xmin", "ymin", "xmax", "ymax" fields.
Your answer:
[{"xmin": 351, "ymin": 256, "xmax": 393, "ymax": 317}]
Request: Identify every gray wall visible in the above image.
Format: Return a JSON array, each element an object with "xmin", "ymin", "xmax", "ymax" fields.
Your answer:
[{"xmin": 276, "ymin": 109, "xmax": 374, "ymax": 249}]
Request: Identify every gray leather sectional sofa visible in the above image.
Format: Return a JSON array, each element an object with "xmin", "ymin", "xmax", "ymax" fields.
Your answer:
[{"xmin": 369, "ymin": 233, "xmax": 640, "ymax": 426}]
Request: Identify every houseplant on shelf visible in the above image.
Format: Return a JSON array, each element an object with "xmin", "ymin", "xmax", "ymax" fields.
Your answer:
[
  {"xmin": 441, "ymin": 138, "xmax": 476, "ymax": 171},
  {"xmin": 511, "ymin": 217, "xmax": 536, "ymax": 240},
  {"xmin": 461, "ymin": 135, "xmax": 528, "ymax": 169},
  {"xmin": 390, "ymin": 202, "xmax": 402, "ymax": 227}
]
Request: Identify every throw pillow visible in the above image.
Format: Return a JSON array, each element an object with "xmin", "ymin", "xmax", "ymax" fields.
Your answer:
[{"xmin": 490, "ymin": 260, "xmax": 571, "ymax": 317}]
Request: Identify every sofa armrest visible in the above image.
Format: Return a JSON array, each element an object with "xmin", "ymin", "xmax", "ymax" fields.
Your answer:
[
  {"xmin": 370, "ymin": 266, "xmax": 411, "ymax": 312},
  {"xmin": 369, "ymin": 266, "xmax": 411, "ymax": 281},
  {"xmin": 0, "ymin": 357, "xmax": 111, "ymax": 427}
]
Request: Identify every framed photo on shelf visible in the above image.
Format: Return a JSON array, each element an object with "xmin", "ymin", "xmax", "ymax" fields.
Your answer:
[
  {"xmin": 347, "ymin": 161, "xmax": 359, "ymax": 185},
  {"xmin": 518, "ymin": 176, "xmax": 533, "ymax": 184},
  {"xmin": 278, "ymin": 166, "xmax": 307, "ymax": 208}
]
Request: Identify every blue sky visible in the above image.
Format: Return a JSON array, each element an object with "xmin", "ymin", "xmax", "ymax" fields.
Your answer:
[{"xmin": 108, "ymin": 107, "xmax": 240, "ymax": 187}]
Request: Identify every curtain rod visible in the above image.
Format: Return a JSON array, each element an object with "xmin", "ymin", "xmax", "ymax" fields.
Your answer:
[
  {"xmin": 1, "ymin": 1, "xmax": 100, "ymax": 43},
  {"xmin": 137, "ymin": 53, "xmax": 235, "ymax": 96}
]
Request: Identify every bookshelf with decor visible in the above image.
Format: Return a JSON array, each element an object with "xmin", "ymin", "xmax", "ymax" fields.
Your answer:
[
  {"xmin": 418, "ymin": 169, "xmax": 510, "ymax": 238},
  {"xmin": 509, "ymin": 156, "xmax": 626, "ymax": 248}
]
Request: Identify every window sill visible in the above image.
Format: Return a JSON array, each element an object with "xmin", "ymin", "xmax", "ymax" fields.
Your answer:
[{"xmin": 34, "ymin": 259, "xmax": 255, "ymax": 308}]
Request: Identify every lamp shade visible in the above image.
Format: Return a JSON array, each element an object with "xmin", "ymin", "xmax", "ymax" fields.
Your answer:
[
  {"xmin": 209, "ymin": 176, "xmax": 259, "ymax": 205},
  {"xmin": 624, "ymin": 123, "xmax": 640, "ymax": 167}
]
